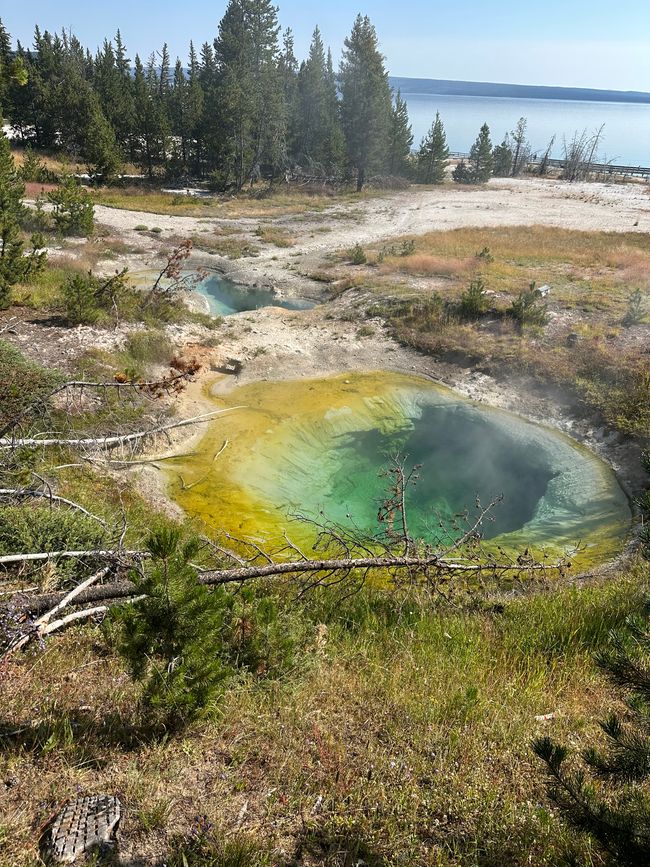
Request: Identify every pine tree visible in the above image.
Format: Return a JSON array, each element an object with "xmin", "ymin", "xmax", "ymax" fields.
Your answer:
[
  {"xmin": 212, "ymin": 0, "xmax": 285, "ymax": 190},
  {"xmin": 84, "ymin": 96, "xmax": 121, "ymax": 181},
  {"xmin": 417, "ymin": 111, "xmax": 449, "ymax": 184},
  {"xmin": 510, "ymin": 116, "xmax": 530, "ymax": 176},
  {"xmin": 278, "ymin": 28, "xmax": 298, "ymax": 163},
  {"xmin": 132, "ymin": 54, "xmax": 169, "ymax": 176},
  {"xmin": 295, "ymin": 27, "xmax": 343, "ymax": 174},
  {"xmin": 387, "ymin": 89, "xmax": 413, "ymax": 177},
  {"xmin": 112, "ymin": 528, "xmax": 237, "ymax": 725},
  {"xmin": 0, "ymin": 22, "xmax": 27, "ymax": 124},
  {"xmin": 323, "ymin": 48, "xmax": 345, "ymax": 175},
  {"xmin": 0, "ymin": 131, "xmax": 46, "ymax": 308},
  {"xmin": 469, "ymin": 122, "xmax": 493, "ymax": 183},
  {"xmin": 492, "ymin": 134, "xmax": 513, "ymax": 177},
  {"xmin": 339, "ymin": 14, "xmax": 392, "ymax": 191},
  {"xmin": 93, "ymin": 36, "xmax": 134, "ymax": 154},
  {"xmin": 452, "ymin": 159, "xmax": 473, "ymax": 184},
  {"xmin": 534, "ymin": 607, "xmax": 650, "ymax": 865},
  {"xmin": 0, "ymin": 18, "xmax": 12, "ymax": 116}
]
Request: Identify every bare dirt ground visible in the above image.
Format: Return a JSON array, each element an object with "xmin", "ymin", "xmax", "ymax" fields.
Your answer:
[{"xmin": 88, "ymin": 177, "xmax": 650, "ymax": 294}]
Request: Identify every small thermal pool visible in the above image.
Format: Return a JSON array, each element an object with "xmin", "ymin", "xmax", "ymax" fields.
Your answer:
[
  {"xmin": 169, "ymin": 372, "xmax": 630, "ymax": 567},
  {"xmin": 195, "ymin": 272, "xmax": 315, "ymax": 316}
]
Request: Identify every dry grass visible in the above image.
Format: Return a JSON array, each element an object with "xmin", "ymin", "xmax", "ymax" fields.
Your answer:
[
  {"xmin": 91, "ymin": 185, "xmax": 382, "ymax": 220},
  {"xmin": 358, "ymin": 226, "xmax": 650, "ymax": 438},
  {"xmin": 380, "ymin": 253, "xmax": 472, "ymax": 279},
  {"xmin": 255, "ymin": 224, "xmax": 296, "ymax": 248},
  {"xmin": 2, "ymin": 564, "xmax": 648, "ymax": 865},
  {"xmin": 183, "ymin": 232, "xmax": 261, "ymax": 259}
]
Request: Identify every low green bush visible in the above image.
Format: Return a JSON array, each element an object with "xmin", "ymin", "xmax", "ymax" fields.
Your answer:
[
  {"xmin": 47, "ymin": 176, "xmax": 95, "ymax": 236},
  {"xmin": 458, "ymin": 278, "xmax": 489, "ymax": 320},
  {"xmin": 348, "ymin": 243, "xmax": 367, "ymax": 265},
  {"xmin": 125, "ymin": 329, "xmax": 173, "ymax": 364},
  {"xmin": 508, "ymin": 284, "xmax": 549, "ymax": 328},
  {"xmin": 0, "ymin": 505, "xmax": 105, "ymax": 582},
  {"xmin": 109, "ymin": 529, "xmax": 311, "ymax": 726},
  {"xmin": 0, "ymin": 340, "xmax": 60, "ymax": 430}
]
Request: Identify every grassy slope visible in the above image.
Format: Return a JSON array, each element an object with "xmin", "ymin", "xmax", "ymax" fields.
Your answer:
[
  {"xmin": 2, "ymin": 564, "xmax": 649, "ymax": 865},
  {"xmin": 1, "ymin": 203, "xmax": 649, "ymax": 864}
]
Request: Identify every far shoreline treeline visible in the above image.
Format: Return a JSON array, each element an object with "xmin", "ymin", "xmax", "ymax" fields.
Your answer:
[{"xmin": 389, "ymin": 76, "xmax": 650, "ymax": 105}]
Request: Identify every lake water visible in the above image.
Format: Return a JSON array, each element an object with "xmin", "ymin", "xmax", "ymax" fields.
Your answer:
[{"xmin": 402, "ymin": 92, "xmax": 650, "ymax": 166}]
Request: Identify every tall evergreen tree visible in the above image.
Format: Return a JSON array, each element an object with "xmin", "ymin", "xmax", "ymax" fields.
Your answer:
[
  {"xmin": 0, "ymin": 19, "xmax": 28, "ymax": 121},
  {"xmin": 417, "ymin": 111, "xmax": 449, "ymax": 184},
  {"xmin": 278, "ymin": 28, "xmax": 298, "ymax": 162},
  {"xmin": 84, "ymin": 95, "xmax": 121, "ymax": 181},
  {"xmin": 93, "ymin": 36, "xmax": 134, "ymax": 153},
  {"xmin": 295, "ymin": 27, "xmax": 343, "ymax": 174},
  {"xmin": 170, "ymin": 55, "xmax": 204, "ymax": 176},
  {"xmin": 387, "ymin": 89, "xmax": 413, "ymax": 177},
  {"xmin": 339, "ymin": 14, "xmax": 392, "ymax": 191},
  {"xmin": 0, "ymin": 131, "xmax": 45, "ymax": 308},
  {"xmin": 492, "ymin": 134, "xmax": 513, "ymax": 177},
  {"xmin": 132, "ymin": 54, "xmax": 169, "ymax": 176},
  {"xmin": 469, "ymin": 122, "xmax": 493, "ymax": 182},
  {"xmin": 212, "ymin": 0, "xmax": 285, "ymax": 190},
  {"xmin": 510, "ymin": 116, "xmax": 530, "ymax": 176}
]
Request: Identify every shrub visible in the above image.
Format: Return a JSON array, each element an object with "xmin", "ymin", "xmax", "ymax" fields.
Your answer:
[
  {"xmin": 476, "ymin": 245, "xmax": 494, "ymax": 263},
  {"xmin": 0, "ymin": 505, "xmax": 105, "ymax": 583},
  {"xmin": 452, "ymin": 160, "xmax": 474, "ymax": 184},
  {"xmin": 110, "ymin": 528, "xmax": 310, "ymax": 726},
  {"xmin": 18, "ymin": 147, "xmax": 55, "ymax": 184},
  {"xmin": 134, "ymin": 224, "xmax": 148, "ymax": 232},
  {"xmin": 508, "ymin": 284, "xmax": 549, "ymax": 328},
  {"xmin": 0, "ymin": 339, "xmax": 60, "ymax": 430},
  {"xmin": 622, "ymin": 288, "xmax": 647, "ymax": 326},
  {"xmin": 150, "ymin": 226, "xmax": 163, "ymax": 234},
  {"xmin": 458, "ymin": 278, "xmax": 489, "ymax": 319},
  {"xmin": 126, "ymin": 329, "xmax": 173, "ymax": 364},
  {"xmin": 48, "ymin": 177, "xmax": 95, "ymax": 236},
  {"xmin": 110, "ymin": 529, "xmax": 236, "ymax": 725},
  {"xmin": 348, "ymin": 243, "xmax": 367, "ymax": 265},
  {"xmin": 61, "ymin": 273, "xmax": 100, "ymax": 325}
]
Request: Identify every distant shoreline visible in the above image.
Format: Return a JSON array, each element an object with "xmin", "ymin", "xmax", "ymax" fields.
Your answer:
[{"xmin": 389, "ymin": 76, "xmax": 650, "ymax": 105}]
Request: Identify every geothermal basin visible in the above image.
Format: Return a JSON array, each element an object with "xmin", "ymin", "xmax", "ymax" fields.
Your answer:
[{"xmin": 170, "ymin": 371, "xmax": 630, "ymax": 568}]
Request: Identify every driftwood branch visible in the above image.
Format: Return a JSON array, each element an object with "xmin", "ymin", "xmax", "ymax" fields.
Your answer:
[
  {"xmin": 0, "ymin": 549, "xmax": 148, "ymax": 567},
  {"xmin": 4, "ymin": 567, "xmax": 112, "ymax": 655},
  {"xmin": 0, "ymin": 408, "xmax": 242, "ymax": 451},
  {"xmin": 10, "ymin": 549, "xmax": 566, "ymax": 618},
  {"xmin": 0, "ymin": 488, "xmax": 109, "ymax": 528},
  {"xmin": 0, "ymin": 371, "xmax": 199, "ymax": 440}
]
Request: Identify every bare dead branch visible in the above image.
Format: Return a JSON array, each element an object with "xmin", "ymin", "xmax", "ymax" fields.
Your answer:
[
  {"xmin": 0, "ymin": 488, "xmax": 109, "ymax": 529},
  {"xmin": 0, "ymin": 408, "xmax": 243, "ymax": 451},
  {"xmin": 0, "ymin": 550, "xmax": 148, "ymax": 567}
]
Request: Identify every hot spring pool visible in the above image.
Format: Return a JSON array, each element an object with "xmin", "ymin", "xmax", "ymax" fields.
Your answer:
[
  {"xmin": 195, "ymin": 272, "xmax": 315, "ymax": 316},
  {"xmin": 169, "ymin": 372, "xmax": 630, "ymax": 567}
]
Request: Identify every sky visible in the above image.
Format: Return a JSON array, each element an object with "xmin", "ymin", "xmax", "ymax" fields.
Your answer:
[{"xmin": 2, "ymin": 0, "xmax": 649, "ymax": 92}]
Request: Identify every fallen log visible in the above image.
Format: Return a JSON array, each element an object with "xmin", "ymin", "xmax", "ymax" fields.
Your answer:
[
  {"xmin": 9, "ymin": 552, "xmax": 565, "ymax": 616},
  {"xmin": 0, "ymin": 407, "xmax": 242, "ymax": 451}
]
